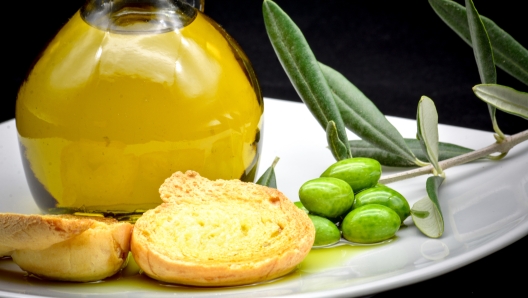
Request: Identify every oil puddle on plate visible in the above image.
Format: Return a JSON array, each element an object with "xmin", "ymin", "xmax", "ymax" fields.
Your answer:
[{"xmin": 0, "ymin": 244, "xmax": 377, "ymax": 296}]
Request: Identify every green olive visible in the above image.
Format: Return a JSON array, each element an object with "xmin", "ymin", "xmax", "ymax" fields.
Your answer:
[
  {"xmin": 354, "ymin": 185, "xmax": 410, "ymax": 223},
  {"xmin": 298, "ymin": 177, "xmax": 354, "ymax": 219},
  {"xmin": 296, "ymin": 200, "xmax": 346, "ymax": 226},
  {"xmin": 294, "ymin": 201, "xmax": 310, "ymax": 214},
  {"xmin": 320, "ymin": 157, "xmax": 381, "ymax": 193},
  {"xmin": 308, "ymin": 215, "xmax": 341, "ymax": 247},
  {"xmin": 341, "ymin": 204, "xmax": 401, "ymax": 244}
]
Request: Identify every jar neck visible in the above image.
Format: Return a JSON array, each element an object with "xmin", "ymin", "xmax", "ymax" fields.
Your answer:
[
  {"xmin": 81, "ymin": 0, "xmax": 200, "ymax": 34},
  {"xmin": 184, "ymin": 0, "xmax": 204, "ymax": 12}
]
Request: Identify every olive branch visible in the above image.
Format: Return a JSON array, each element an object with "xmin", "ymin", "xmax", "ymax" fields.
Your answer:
[{"xmin": 261, "ymin": 0, "xmax": 528, "ymax": 238}]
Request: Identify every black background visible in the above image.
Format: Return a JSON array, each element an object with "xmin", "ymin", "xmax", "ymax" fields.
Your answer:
[{"xmin": 4, "ymin": 0, "xmax": 528, "ymax": 296}]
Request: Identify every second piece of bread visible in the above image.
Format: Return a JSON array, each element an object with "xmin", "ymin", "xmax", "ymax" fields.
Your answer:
[
  {"xmin": 131, "ymin": 170, "xmax": 315, "ymax": 287},
  {"xmin": 1, "ymin": 214, "xmax": 133, "ymax": 282}
]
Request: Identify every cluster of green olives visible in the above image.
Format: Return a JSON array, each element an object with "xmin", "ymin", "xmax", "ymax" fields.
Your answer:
[{"xmin": 295, "ymin": 157, "xmax": 411, "ymax": 246}]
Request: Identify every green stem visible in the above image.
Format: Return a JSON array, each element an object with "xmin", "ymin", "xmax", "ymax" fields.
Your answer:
[
  {"xmin": 379, "ymin": 129, "xmax": 528, "ymax": 184},
  {"xmin": 271, "ymin": 156, "xmax": 280, "ymax": 168},
  {"xmin": 492, "ymin": 119, "xmax": 506, "ymax": 142},
  {"xmin": 487, "ymin": 152, "xmax": 508, "ymax": 161}
]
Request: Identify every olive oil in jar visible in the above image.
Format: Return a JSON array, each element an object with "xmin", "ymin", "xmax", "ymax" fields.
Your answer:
[{"xmin": 15, "ymin": 1, "xmax": 263, "ymax": 215}]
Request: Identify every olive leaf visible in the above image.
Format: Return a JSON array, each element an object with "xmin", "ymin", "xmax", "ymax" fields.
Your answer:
[
  {"xmin": 465, "ymin": 0, "xmax": 504, "ymax": 139},
  {"xmin": 349, "ymin": 139, "xmax": 475, "ymax": 167},
  {"xmin": 473, "ymin": 84, "xmax": 528, "ymax": 120},
  {"xmin": 255, "ymin": 157, "xmax": 280, "ymax": 188},
  {"xmin": 326, "ymin": 121, "xmax": 352, "ymax": 160},
  {"xmin": 262, "ymin": 0, "xmax": 351, "ymax": 160},
  {"xmin": 429, "ymin": 0, "xmax": 528, "ymax": 87},
  {"xmin": 417, "ymin": 96, "xmax": 443, "ymax": 175},
  {"xmin": 465, "ymin": 0, "xmax": 496, "ymax": 84},
  {"xmin": 415, "ymin": 97, "xmax": 445, "ymax": 238},
  {"xmin": 411, "ymin": 176, "xmax": 445, "ymax": 238},
  {"xmin": 319, "ymin": 62, "xmax": 422, "ymax": 166}
]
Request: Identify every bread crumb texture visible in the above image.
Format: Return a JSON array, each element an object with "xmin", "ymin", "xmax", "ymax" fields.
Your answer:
[
  {"xmin": 131, "ymin": 170, "xmax": 315, "ymax": 286},
  {"xmin": 0, "ymin": 214, "xmax": 133, "ymax": 282}
]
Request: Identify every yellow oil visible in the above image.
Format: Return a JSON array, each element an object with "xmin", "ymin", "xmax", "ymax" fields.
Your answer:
[
  {"xmin": 0, "ymin": 246, "xmax": 370, "ymax": 294},
  {"xmin": 15, "ymin": 10, "xmax": 263, "ymax": 215}
]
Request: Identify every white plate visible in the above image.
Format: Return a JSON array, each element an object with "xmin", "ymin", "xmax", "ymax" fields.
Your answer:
[{"xmin": 1, "ymin": 97, "xmax": 527, "ymax": 298}]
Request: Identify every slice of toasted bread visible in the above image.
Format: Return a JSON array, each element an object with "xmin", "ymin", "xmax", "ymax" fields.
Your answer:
[
  {"xmin": 0, "ymin": 213, "xmax": 94, "ymax": 256},
  {"xmin": 131, "ymin": 170, "xmax": 315, "ymax": 287},
  {"xmin": 0, "ymin": 213, "xmax": 133, "ymax": 282}
]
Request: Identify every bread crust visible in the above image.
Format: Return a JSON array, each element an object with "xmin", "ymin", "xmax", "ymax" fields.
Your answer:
[
  {"xmin": 1, "ymin": 213, "xmax": 133, "ymax": 282},
  {"xmin": 0, "ymin": 213, "xmax": 94, "ymax": 256},
  {"xmin": 131, "ymin": 170, "xmax": 315, "ymax": 286}
]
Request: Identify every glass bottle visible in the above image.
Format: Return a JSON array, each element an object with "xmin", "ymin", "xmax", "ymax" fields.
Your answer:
[{"xmin": 15, "ymin": 0, "xmax": 263, "ymax": 219}]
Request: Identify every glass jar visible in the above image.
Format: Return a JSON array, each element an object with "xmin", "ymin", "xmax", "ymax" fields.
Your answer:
[{"xmin": 15, "ymin": 0, "xmax": 263, "ymax": 219}]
